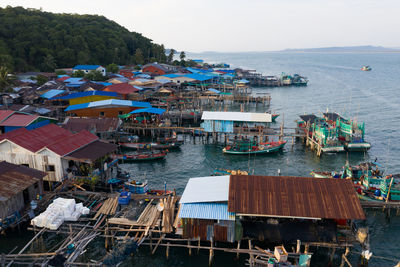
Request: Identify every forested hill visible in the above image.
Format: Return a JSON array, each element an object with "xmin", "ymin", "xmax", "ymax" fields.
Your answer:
[{"xmin": 0, "ymin": 6, "xmax": 167, "ymax": 72}]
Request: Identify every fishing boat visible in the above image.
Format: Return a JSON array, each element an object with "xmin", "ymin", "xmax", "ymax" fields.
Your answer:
[
  {"xmin": 213, "ymin": 169, "xmax": 249, "ymax": 176},
  {"xmin": 272, "ymin": 114, "xmax": 279, "ymax": 122},
  {"xmin": 292, "ymin": 74, "xmax": 308, "ymax": 86},
  {"xmin": 223, "ymin": 139, "xmax": 286, "ymax": 155},
  {"xmin": 124, "ymin": 180, "xmax": 149, "ymax": 194},
  {"xmin": 280, "ymin": 74, "xmax": 293, "ymax": 86},
  {"xmin": 310, "ymin": 170, "xmax": 341, "ymax": 179},
  {"xmin": 361, "ymin": 66, "xmax": 371, "ymax": 71},
  {"xmin": 119, "ymin": 142, "xmax": 181, "ymax": 150},
  {"xmin": 112, "ymin": 151, "xmax": 167, "ymax": 162}
]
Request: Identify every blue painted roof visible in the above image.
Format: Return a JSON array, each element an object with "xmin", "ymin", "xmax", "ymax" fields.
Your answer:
[
  {"xmin": 95, "ymin": 82, "xmax": 113, "ymax": 86},
  {"xmin": 64, "ymin": 77, "xmax": 85, "ymax": 83},
  {"xmin": 179, "ymin": 202, "xmax": 235, "ymax": 221},
  {"xmin": 129, "ymin": 107, "xmax": 165, "ymax": 115},
  {"xmin": 51, "ymin": 91, "xmax": 117, "ymax": 100},
  {"xmin": 41, "ymin": 89, "xmax": 66, "ymax": 99},
  {"xmin": 162, "ymin": 74, "xmax": 182, "ymax": 78},
  {"xmin": 65, "ymin": 99, "xmax": 151, "ymax": 112},
  {"xmin": 185, "ymin": 73, "xmax": 213, "ymax": 82},
  {"xmin": 73, "ymin": 65, "xmax": 101, "ymax": 70}
]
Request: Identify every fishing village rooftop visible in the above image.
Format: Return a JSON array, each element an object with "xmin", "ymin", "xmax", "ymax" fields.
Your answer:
[{"xmin": 0, "ymin": 59, "xmax": 398, "ymax": 267}]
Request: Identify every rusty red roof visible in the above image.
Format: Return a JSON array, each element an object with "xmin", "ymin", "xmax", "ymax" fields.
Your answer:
[
  {"xmin": 228, "ymin": 175, "xmax": 366, "ymax": 220},
  {"xmin": 61, "ymin": 117, "xmax": 120, "ymax": 133},
  {"xmin": 0, "ymin": 110, "xmax": 15, "ymax": 123},
  {"xmin": 44, "ymin": 130, "xmax": 98, "ymax": 156},
  {"xmin": 0, "ymin": 114, "xmax": 38, "ymax": 127},
  {"xmin": 103, "ymin": 83, "xmax": 139, "ymax": 95},
  {"xmin": 0, "ymin": 124, "xmax": 73, "ymax": 152}
]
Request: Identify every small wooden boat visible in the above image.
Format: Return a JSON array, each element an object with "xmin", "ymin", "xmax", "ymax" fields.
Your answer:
[
  {"xmin": 119, "ymin": 142, "xmax": 181, "ymax": 150},
  {"xmin": 310, "ymin": 171, "xmax": 341, "ymax": 179},
  {"xmin": 223, "ymin": 140, "xmax": 286, "ymax": 155},
  {"xmin": 213, "ymin": 169, "xmax": 249, "ymax": 176},
  {"xmin": 292, "ymin": 74, "xmax": 308, "ymax": 86},
  {"xmin": 361, "ymin": 66, "xmax": 371, "ymax": 71},
  {"xmin": 113, "ymin": 152, "xmax": 167, "ymax": 162}
]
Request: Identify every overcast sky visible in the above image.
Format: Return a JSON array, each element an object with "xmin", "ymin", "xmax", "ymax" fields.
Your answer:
[{"xmin": 1, "ymin": 0, "xmax": 399, "ymax": 52}]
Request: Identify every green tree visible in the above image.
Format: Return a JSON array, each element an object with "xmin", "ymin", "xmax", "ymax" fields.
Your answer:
[
  {"xmin": 0, "ymin": 6, "xmax": 168, "ymax": 71},
  {"xmin": 35, "ymin": 74, "xmax": 48, "ymax": 86},
  {"xmin": 85, "ymin": 70, "xmax": 106, "ymax": 81},
  {"xmin": 179, "ymin": 51, "xmax": 186, "ymax": 61},
  {"xmin": 0, "ymin": 66, "xmax": 15, "ymax": 92},
  {"xmin": 106, "ymin": 63, "xmax": 119, "ymax": 73},
  {"xmin": 167, "ymin": 49, "xmax": 176, "ymax": 64},
  {"xmin": 134, "ymin": 48, "xmax": 144, "ymax": 65},
  {"xmin": 42, "ymin": 54, "xmax": 57, "ymax": 72},
  {"xmin": 72, "ymin": 70, "xmax": 85, "ymax": 77},
  {"xmin": 55, "ymin": 70, "xmax": 66, "ymax": 75}
]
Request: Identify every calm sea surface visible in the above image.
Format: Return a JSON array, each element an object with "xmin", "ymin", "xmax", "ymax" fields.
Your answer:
[{"xmin": 1, "ymin": 52, "xmax": 400, "ymax": 266}]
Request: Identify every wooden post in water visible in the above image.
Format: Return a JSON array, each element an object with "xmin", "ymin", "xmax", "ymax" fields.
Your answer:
[
  {"xmin": 166, "ymin": 242, "xmax": 170, "ymax": 260},
  {"xmin": 209, "ymin": 238, "xmax": 214, "ymax": 266}
]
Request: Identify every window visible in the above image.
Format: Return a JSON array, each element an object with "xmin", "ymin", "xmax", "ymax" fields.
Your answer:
[
  {"xmin": 118, "ymin": 111, "xmax": 123, "ymax": 115},
  {"xmin": 100, "ymin": 111, "xmax": 105, "ymax": 116},
  {"xmin": 45, "ymin": 165, "xmax": 55, "ymax": 172},
  {"xmin": 34, "ymin": 182, "xmax": 38, "ymax": 189}
]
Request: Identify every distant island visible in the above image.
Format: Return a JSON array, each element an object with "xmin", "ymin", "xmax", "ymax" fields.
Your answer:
[{"xmin": 280, "ymin": 46, "xmax": 400, "ymax": 53}]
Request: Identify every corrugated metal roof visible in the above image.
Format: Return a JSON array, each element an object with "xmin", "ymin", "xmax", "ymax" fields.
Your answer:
[
  {"xmin": 64, "ymin": 140, "xmax": 118, "ymax": 163},
  {"xmin": 62, "ymin": 117, "xmax": 120, "ymax": 133},
  {"xmin": 0, "ymin": 114, "xmax": 38, "ymax": 127},
  {"xmin": 0, "ymin": 161, "xmax": 46, "ymax": 200},
  {"xmin": 103, "ymin": 83, "xmax": 139, "ymax": 95},
  {"xmin": 202, "ymin": 111, "xmax": 272, "ymax": 123},
  {"xmin": 185, "ymin": 73, "xmax": 213, "ymax": 81},
  {"xmin": 179, "ymin": 202, "xmax": 235, "ymax": 221},
  {"xmin": 0, "ymin": 124, "xmax": 73, "ymax": 152},
  {"xmin": 65, "ymin": 99, "xmax": 151, "ymax": 112},
  {"xmin": 129, "ymin": 107, "xmax": 165, "ymax": 115},
  {"xmin": 0, "ymin": 110, "xmax": 15, "ymax": 123},
  {"xmin": 73, "ymin": 65, "xmax": 101, "ymax": 70},
  {"xmin": 40, "ymin": 89, "xmax": 66, "ymax": 99},
  {"xmin": 52, "ymin": 90, "xmax": 117, "ymax": 100},
  {"xmin": 180, "ymin": 176, "xmax": 230, "ymax": 204},
  {"xmin": 43, "ymin": 130, "xmax": 98, "ymax": 156},
  {"xmin": 228, "ymin": 175, "xmax": 366, "ymax": 220}
]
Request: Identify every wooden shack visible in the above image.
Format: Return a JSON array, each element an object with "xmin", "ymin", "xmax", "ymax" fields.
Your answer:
[{"xmin": 0, "ymin": 161, "xmax": 46, "ymax": 221}]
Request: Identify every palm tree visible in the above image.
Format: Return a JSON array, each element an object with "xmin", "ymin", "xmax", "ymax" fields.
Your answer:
[{"xmin": 0, "ymin": 67, "xmax": 15, "ymax": 92}]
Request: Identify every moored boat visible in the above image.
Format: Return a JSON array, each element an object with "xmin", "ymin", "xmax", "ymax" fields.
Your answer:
[
  {"xmin": 223, "ymin": 139, "xmax": 286, "ymax": 155},
  {"xmin": 361, "ymin": 66, "xmax": 371, "ymax": 71},
  {"xmin": 119, "ymin": 142, "xmax": 181, "ymax": 150},
  {"xmin": 292, "ymin": 74, "xmax": 308, "ymax": 86},
  {"xmin": 112, "ymin": 152, "xmax": 167, "ymax": 162},
  {"xmin": 310, "ymin": 170, "xmax": 341, "ymax": 179},
  {"xmin": 272, "ymin": 114, "xmax": 279, "ymax": 122}
]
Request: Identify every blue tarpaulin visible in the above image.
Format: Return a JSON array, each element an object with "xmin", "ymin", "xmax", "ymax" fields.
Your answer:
[{"xmin": 129, "ymin": 107, "xmax": 165, "ymax": 115}]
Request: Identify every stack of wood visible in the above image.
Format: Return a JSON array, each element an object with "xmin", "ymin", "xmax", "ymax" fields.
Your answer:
[
  {"xmin": 161, "ymin": 195, "xmax": 177, "ymax": 233},
  {"xmin": 94, "ymin": 197, "xmax": 118, "ymax": 219}
]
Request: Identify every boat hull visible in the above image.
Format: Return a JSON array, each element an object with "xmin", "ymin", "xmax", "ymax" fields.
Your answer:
[
  {"xmin": 321, "ymin": 146, "xmax": 345, "ymax": 153},
  {"xmin": 223, "ymin": 142, "xmax": 286, "ymax": 155},
  {"xmin": 344, "ymin": 142, "xmax": 371, "ymax": 152}
]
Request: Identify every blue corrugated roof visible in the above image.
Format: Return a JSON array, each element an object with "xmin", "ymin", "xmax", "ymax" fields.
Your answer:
[
  {"xmin": 129, "ymin": 107, "xmax": 165, "ymax": 115},
  {"xmin": 51, "ymin": 91, "xmax": 118, "ymax": 100},
  {"xmin": 185, "ymin": 73, "xmax": 213, "ymax": 82},
  {"xmin": 73, "ymin": 65, "xmax": 101, "ymax": 70},
  {"xmin": 162, "ymin": 74, "xmax": 182, "ymax": 78},
  {"xmin": 65, "ymin": 99, "xmax": 151, "ymax": 112},
  {"xmin": 41, "ymin": 89, "xmax": 66, "ymax": 99},
  {"xmin": 179, "ymin": 203, "xmax": 235, "ymax": 221},
  {"xmin": 95, "ymin": 82, "xmax": 113, "ymax": 86},
  {"xmin": 64, "ymin": 77, "xmax": 85, "ymax": 83}
]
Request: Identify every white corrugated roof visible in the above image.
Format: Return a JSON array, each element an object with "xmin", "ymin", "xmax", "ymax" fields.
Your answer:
[
  {"xmin": 180, "ymin": 176, "xmax": 230, "ymax": 204},
  {"xmin": 201, "ymin": 111, "xmax": 272, "ymax": 123}
]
